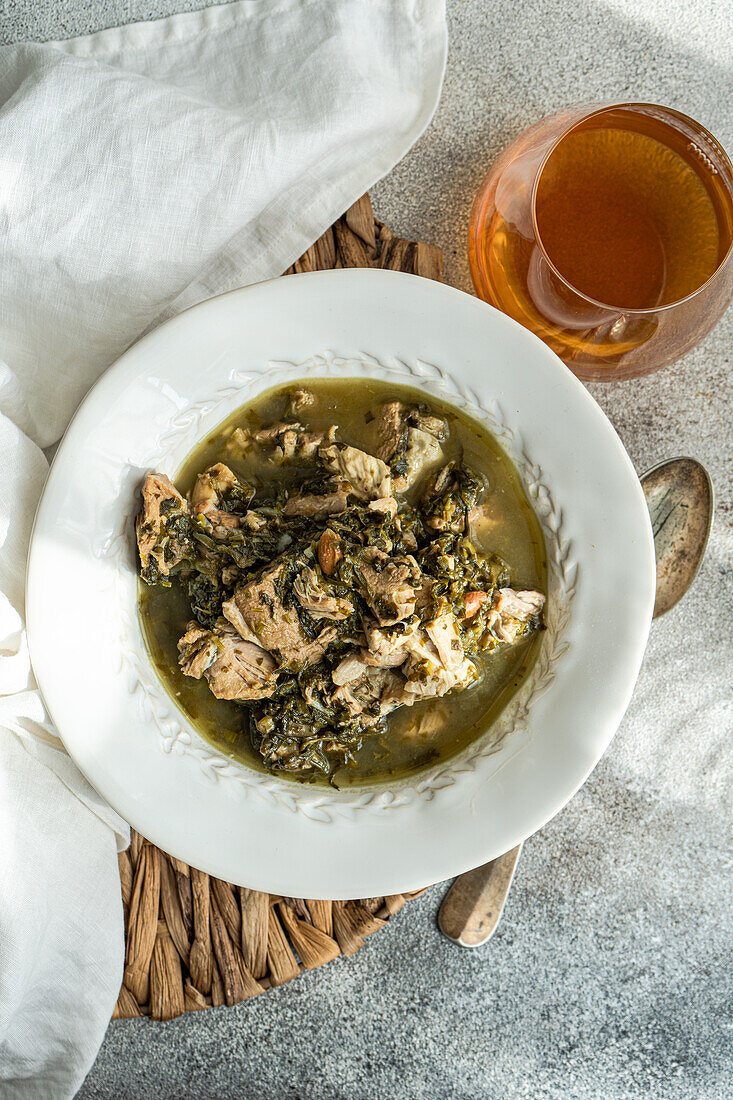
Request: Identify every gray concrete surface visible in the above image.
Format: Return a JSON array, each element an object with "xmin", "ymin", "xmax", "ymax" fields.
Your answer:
[{"xmin": 3, "ymin": 1, "xmax": 731, "ymax": 1097}]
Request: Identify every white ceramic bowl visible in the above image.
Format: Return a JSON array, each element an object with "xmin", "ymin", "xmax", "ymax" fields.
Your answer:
[{"xmin": 26, "ymin": 269, "xmax": 655, "ymax": 898}]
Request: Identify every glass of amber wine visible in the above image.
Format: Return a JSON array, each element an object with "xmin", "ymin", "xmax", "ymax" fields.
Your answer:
[{"xmin": 468, "ymin": 103, "xmax": 733, "ymax": 381}]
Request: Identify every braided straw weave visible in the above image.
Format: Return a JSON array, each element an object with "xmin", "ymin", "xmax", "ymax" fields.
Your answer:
[{"xmin": 114, "ymin": 194, "xmax": 442, "ymax": 1021}]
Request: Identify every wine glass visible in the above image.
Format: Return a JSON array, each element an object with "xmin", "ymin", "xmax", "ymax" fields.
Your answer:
[{"xmin": 468, "ymin": 103, "xmax": 733, "ymax": 381}]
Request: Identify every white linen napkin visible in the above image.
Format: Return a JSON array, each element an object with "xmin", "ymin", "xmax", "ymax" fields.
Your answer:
[{"xmin": 0, "ymin": 1, "xmax": 447, "ymax": 1094}]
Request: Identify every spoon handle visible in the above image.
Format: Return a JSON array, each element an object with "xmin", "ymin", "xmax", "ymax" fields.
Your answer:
[{"xmin": 438, "ymin": 844, "xmax": 523, "ymax": 947}]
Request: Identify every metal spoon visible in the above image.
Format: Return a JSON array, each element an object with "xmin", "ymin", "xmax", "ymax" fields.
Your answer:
[{"xmin": 438, "ymin": 456, "xmax": 714, "ymax": 948}]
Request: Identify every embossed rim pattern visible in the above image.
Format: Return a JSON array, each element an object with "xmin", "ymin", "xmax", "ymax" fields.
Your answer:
[{"xmin": 27, "ymin": 270, "xmax": 655, "ymax": 898}]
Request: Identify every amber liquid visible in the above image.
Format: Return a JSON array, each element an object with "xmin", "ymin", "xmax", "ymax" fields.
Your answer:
[
  {"xmin": 476, "ymin": 107, "xmax": 733, "ymax": 370},
  {"xmin": 535, "ymin": 119, "xmax": 725, "ymax": 309}
]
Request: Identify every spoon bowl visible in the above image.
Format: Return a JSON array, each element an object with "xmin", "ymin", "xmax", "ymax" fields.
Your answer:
[{"xmin": 642, "ymin": 456, "xmax": 714, "ymax": 616}]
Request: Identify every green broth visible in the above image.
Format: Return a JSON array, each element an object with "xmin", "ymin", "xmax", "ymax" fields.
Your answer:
[{"xmin": 139, "ymin": 379, "xmax": 546, "ymax": 785}]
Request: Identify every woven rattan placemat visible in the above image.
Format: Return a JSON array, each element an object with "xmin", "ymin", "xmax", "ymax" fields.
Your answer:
[{"xmin": 114, "ymin": 194, "xmax": 441, "ymax": 1021}]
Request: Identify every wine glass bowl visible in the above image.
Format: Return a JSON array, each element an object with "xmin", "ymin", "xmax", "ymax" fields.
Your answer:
[{"xmin": 469, "ymin": 103, "xmax": 733, "ymax": 381}]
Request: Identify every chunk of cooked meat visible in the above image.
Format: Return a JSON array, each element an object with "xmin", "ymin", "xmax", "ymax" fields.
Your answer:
[
  {"xmin": 495, "ymin": 588, "xmax": 545, "ymax": 618},
  {"xmin": 362, "ymin": 613, "xmax": 472, "ymax": 699},
  {"xmin": 335, "ymin": 612, "xmax": 476, "ymax": 708},
  {"xmin": 206, "ymin": 634, "xmax": 279, "ymax": 700},
  {"xmin": 191, "ymin": 462, "xmax": 253, "ymax": 537},
  {"xmin": 177, "ymin": 620, "xmax": 219, "ymax": 678},
  {"xmin": 402, "ymin": 658, "xmax": 477, "ymax": 701},
  {"xmin": 284, "ymin": 478, "xmax": 350, "ymax": 518},
  {"xmin": 200, "ymin": 461, "xmax": 237, "ymax": 493},
  {"xmin": 242, "ymin": 511, "xmax": 267, "ymax": 531},
  {"xmin": 368, "ymin": 495, "xmax": 398, "ymax": 518},
  {"xmin": 402, "ymin": 633, "xmax": 477, "ymax": 701},
  {"xmin": 374, "ymin": 401, "xmax": 407, "ymax": 463},
  {"xmin": 412, "ymin": 575, "xmax": 434, "ymax": 615},
  {"xmin": 401, "ymin": 429, "xmax": 445, "ymax": 489},
  {"xmin": 297, "ymin": 432, "xmax": 330, "ymax": 460},
  {"xmin": 221, "ymin": 595, "xmax": 265, "ymax": 644},
  {"xmin": 412, "ymin": 411, "xmax": 447, "ymax": 438},
  {"xmin": 315, "ymin": 623, "xmax": 340, "ymax": 648},
  {"xmin": 362, "ymin": 617, "xmax": 422, "ymax": 667},
  {"xmin": 331, "ymin": 659, "xmax": 405, "ymax": 718},
  {"xmin": 387, "ymin": 607, "xmax": 477, "ymax": 702},
  {"xmin": 320, "ymin": 443, "xmax": 392, "ymax": 501},
  {"xmin": 424, "ymin": 610, "xmax": 465, "ymax": 672},
  {"xmin": 178, "ymin": 619, "xmax": 279, "ymax": 700},
  {"xmin": 253, "ymin": 422, "xmax": 299, "ymax": 443},
  {"xmin": 375, "ymin": 402, "xmax": 447, "ymax": 453},
  {"xmin": 355, "ymin": 548, "xmax": 421, "ymax": 625},
  {"xmin": 332, "ymin": 652, "xmax": 369, "ymax": 686},
  {"xmin": 293, "ymin": 566, "xmax": 354, "ymax": 621},
  {"xmin": 373, "ymin": 401, "xmax": 447, "ymax": 490},
  {"xmin": 136, "ymin": 472, "xmax": 191, "ymax": 582},
  {"xmin": 287, "ymin": 387, "xmax": 315, "ymax": 415},
  {"xmin": 488, "ymin": 588, "xmax": 546, "ymax": 644},
  {"xmin": 254, "ymin": 421, "xmax": 337, "ymax": 461},
  {"xmin": 224, "ymin": 561, "xmax": 326, "ymax": 670}
]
